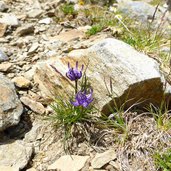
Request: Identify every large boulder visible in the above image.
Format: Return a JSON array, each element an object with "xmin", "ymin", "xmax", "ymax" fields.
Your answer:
[
  {"xmin": 0, "ymin": 73, "xmax": 23, "ymax": 131},
  {"xmin": 34, "ymin": 38, "xmax": 171, "ymax": 114}
]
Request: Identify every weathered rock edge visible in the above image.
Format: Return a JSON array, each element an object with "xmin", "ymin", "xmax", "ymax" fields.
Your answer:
[{"xmin": 0, "ymin": 73, "xmax": 23, "ymax": 131}]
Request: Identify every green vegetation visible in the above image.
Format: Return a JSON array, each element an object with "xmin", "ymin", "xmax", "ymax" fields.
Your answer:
[
  {"xmin": 154, "ymin": 149, "xmax": 171, "ymax": 171},
  {"xmin": 146, "ymin": 101, "xmax": 171, "ymax": 131},
  {"xmin": 100, "ymin": 111, "xmax": 129, "ymax": 144},
  {"xmin": 49, "ymin": 62, "xmax": 98, "ymax": 151},
  {"xmin": 150, "ymin": 0, "xmax": 165, "ymax": 6},
  {"xmin": 49, "ymin": 96, "xmax": 97, "ymax": 151},
  {"xmin": 84, "ymin": 5, "xmax": 168, "ymax": 60},
  {"xmin": 99, "ymin": 77, "xmax": 131, "ymax": 144},
  {"xmin": 60, "ymin": 3, "xmax": 77, "ymax": 16},
  {"xmin": 50, "ymin": 96, "xmax": 94, "ymax": 130},
  {"xmin": 86, "ymin": 24, "xmax": 103, "ymax": 36},
  {"xmin": 121, "ymin": 28, "xmax": 164, "ymax": 54}
]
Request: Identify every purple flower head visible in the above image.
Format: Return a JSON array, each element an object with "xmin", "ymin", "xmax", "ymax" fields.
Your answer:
[
  {"xmin": 71, "ymin": 88, "xmax": 93, "ymax": 108},
  {"xmin": 66, "ymin": 61, "xmax": 84, "ymax": 81}
]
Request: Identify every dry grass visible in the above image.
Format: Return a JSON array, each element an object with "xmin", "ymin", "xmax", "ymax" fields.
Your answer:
[
  {"xmin": 116, "ymin": 113, "xmax": 171, "ymax": 171},
  {"xmin": 51, "ymin": 111, "xmax": 171, "ymax": 170}
]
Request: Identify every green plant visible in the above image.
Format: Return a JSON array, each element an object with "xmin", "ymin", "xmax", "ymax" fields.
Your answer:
[
  {"xmin": 99, "ymin": 100, "xmax": 129, "ymax": 145},
  {"xmin": 50, "ymin": 96, "xmax": 93, "ymax": 131},
  {"xmin": 123, "ymin": 31, "xmax": 163, "ymax": 53},
  {"xmin": 86, "ymin": 24, "xmax": 104, "ymax": 36},
  {"xmin": 150, "ymin": 0, "xmax": 165, "ymax": 5},
  {"xmin": 49, "ymin": 62, "xmax": 96, "ymax": 151},
  {"xmin": 99, "ymin": 77, "xmax": 131, "ymax": 144},
  {"xmin": 61, "ymin": 3, "xmax": 77, "ymax": 16},
  {"xmin": 82, "ymin": 3, "xmax": 168, "ymax": 57},
  {"xmin": 83, "ymin": 5, "xmax": 167, "ymax": 54},
  {"xmin": 146, "ymin": 101, "xmax": 171, "ymax": 131},
  {"xmin": 83, "ymin": 6, "xmax": 118, "ymax": 31},
  {"xmin": 101, "ymin": 109, "xmax": 127, "ymax": 133},
  {"xmin": 154, "ymin": 149, "xmax": 171, "ymax": 171},
  {"xmin": 118, "ymin": 15, "xmax": 166, "ymax": 54}
]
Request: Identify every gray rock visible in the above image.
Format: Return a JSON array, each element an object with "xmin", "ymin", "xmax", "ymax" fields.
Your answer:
[
  {"xmin": 24, "ymin": 67, "xmax": 36, "ymax": 80},
  {"xmin": 24, "ymin": 121, "xmax": 44, "ymax": 143},
  {"xmin": 38, "ymin": 18, "xmax": 52, "ymax": 24},
  {"xmin": 118, "ymin": 1, "xmax": 160, "ymax": 22},
  {"xmin": 15, "ymin": 24, "xmax": 35, "ymax": 36},
  {"xmin": 48, "ymin": 29, "xmax": 85, "ymax": 43},
  {"xmin": 91, "ymin": 149, "xmax": 116, "ymax": 169},
  {"xmin": 48, "ymin": 155, "xmax": 89, "ymax": 171},
  {"xmin": 0, "ymin": 140, "xmax": 33, "ymax": 169},
  {"xmin": 0, "ymin": 73, "xmax": 23, "ymax": 131},
  {"xmin": 167, "ymin": 0, "xmax": 171, "ymax": 11},
  {"xmin": 34, "ymin": 38, "xmax": 171, "ymax": 114},
  {"xmin": 0, "ymin": 13, "xmax": 19, "ymax": 26},
  {"xmin": 0, "ymin": 62, "xmax": 12, "ymax": 72},
  {"xmin": 0, "ymin": 1, "xmax": 8, "ymax": 12},
  {"xmin": 27, "ymin": 43, "xmax": 39, "ymax": 55},
  {"xmin": 67, "ymin": 0, "xmax": 78, "ymax": 3},
  {"xmin": 12, "ymin": 76, "xmax": 31, "ymax": 88},
  {"xmin": 20, "ymin": 96, "xmax": 45, "ymax": 114},
  {"xmin": 0, "ymin": 49, "xmax": 8, "ymax": 62},
  {"xmin": 27, "ymin": 9, "xmax": 43, "ymax": 18}
]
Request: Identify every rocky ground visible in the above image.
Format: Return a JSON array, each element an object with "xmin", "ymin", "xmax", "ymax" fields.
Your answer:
[{"xmin": 0, "ymin": 0, "xmax": 171, "ymax": 171}]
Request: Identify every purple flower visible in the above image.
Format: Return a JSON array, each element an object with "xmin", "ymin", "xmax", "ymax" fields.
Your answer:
[
  {"xmin": 71, "ymin": 88, "xmax": 93, "ymax": 108},
  {"xmin": 66, "ymin": 61, "xmax": 84, "ymax": 81}
]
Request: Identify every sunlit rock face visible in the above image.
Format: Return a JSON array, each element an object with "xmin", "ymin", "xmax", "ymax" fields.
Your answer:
[{"xmin": 34, "ymin": 38, "xmax": 171, "ymax": 114}]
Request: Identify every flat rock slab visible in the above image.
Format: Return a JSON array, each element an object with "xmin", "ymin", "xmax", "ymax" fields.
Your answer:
[
  {"xmin": 0, "ymin": 62, "xmax": 13, "ymax": 72},
  {"xmin": 34, "ymin": 38, "xmax": 171, "ymax": 114},
  {"xmin": 20, "ymin": 96, "xmax": 45, "ymax": 114},
  {"xmin": 0, "ymin": 166, "xmax": 19, "ymax": 171},
  {"xmin": 15, "ymin": 24, "xmax": 35, "ymax": 37},
  {"xmin": 0, "ymin": 140, "xmax": 33, "ymax": 169},
  {"xmin": 49, "ymin": 29, "xmax": 85, "ymax": 43},
  {"xmin": 0, "ymin": 13, "xmax": 19, "ymax": 26},
  {"xmin": 26, "ymin": 168, "xmax": 37, "ymax": 171},
  {"xmin": 0, "ymin": 73, "xmax": 23, "ymax": 131},
  {"xmin": 12, "ymin": 76, "xmax": 31, "ymax": 88},
  {"xmin": 91, "ymin": 149, "xmax": 117, "ymax": 169},
  {"xmin": 48, "ymin": 155, "xmax": 89, "ymax": 171}
]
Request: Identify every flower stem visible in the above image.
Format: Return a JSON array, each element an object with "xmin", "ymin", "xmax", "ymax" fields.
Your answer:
[{"xmin": 75, "ymin": 80, "xmax": 78, "ymax": 95}]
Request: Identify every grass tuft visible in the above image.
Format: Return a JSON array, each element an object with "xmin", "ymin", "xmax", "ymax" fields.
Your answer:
[
  {"xmin": 60, "ymin": 3, "xmax": 77, "ymax": 16},
  {"xmin": 48, "ymin": 95, "xmax": 96, "ymax": 151},
  {"xmin": 146, "ymin": 101, "xmax": 171, "ymax": 131},
  {"xmin": 154, "ymin": 149, "xmax": 171, "ymax": 171},
  {"xmin": 86, "ymin": 24, "xmax": 104, "ymax": 36}
]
